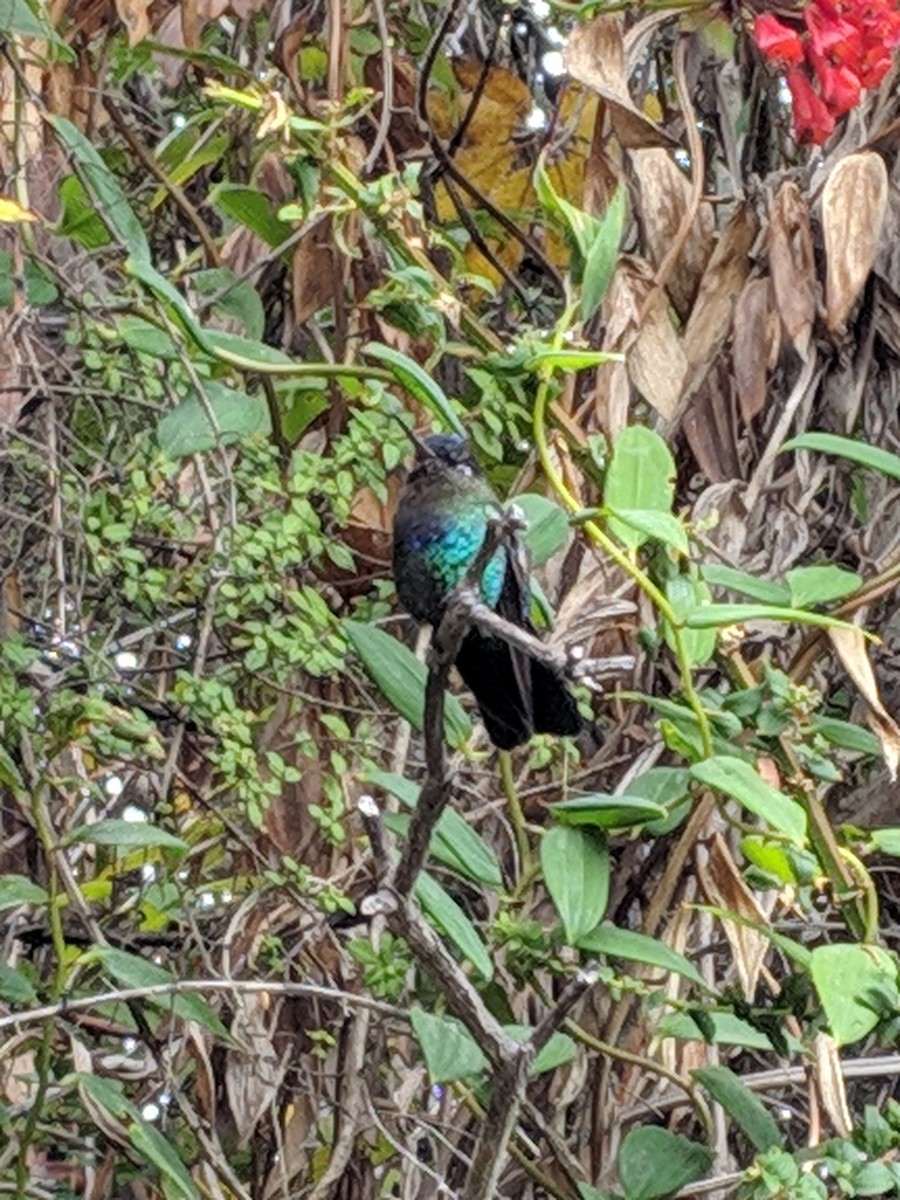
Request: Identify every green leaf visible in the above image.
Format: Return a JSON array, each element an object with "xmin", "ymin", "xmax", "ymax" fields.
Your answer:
[
  {"xmin": 690, "ymin": 756, "xmax": 807, "ymax": 843},
  {"xmin": 126, "ymin": 257, "xmax": 208, "ymax": 346},
  {"xmin": 530, "ymin": 1031, "xmax": 577, "ymax": 1074},
  {"xmin": 191, "ymin": 268, "xmax": 265, "ymax": 340},
  {"xmin": 525, "ymin": 349, "xmax": 622, "ymax": 371},
  {"xmin": 741, "ymin": 836, "xmax": 797, "ymax": 885},
  {"xmin": 813, "ymin": 716, "xmax": 880, "ymax": 755},
  {"xmin": 0, "ymin": 875, "xmax": 49, "ymax": 909},
  {"xmin": 628, "ymin": 767, "xmax": 692, "ymax": 836},
  {"xmin": 577, "ymin": 925, "xmax": 705, "ymax": 988},
  {"xmin": 157, "ymin": 382, "xmax": 271, "ymax": 458},
  {"xmin": 202, "ymin": 328, "xmax": 296, "ymax": 367},
  {"xmin": 701, "ymin": 564, "xmax": 791, "ymax": 606},
  {"xmin": 0, "ymin": 0, "xmax": 52, "ymax": 38},
  {"xmin": 604, "ymin": 427, "xmax": 676, "ymax": 550},
  {"xmin": 550, "ymin": 794, "xmax": 667, "ymax": 830},
  {"xmin": 534, "ymin": 154, "xmax": 598, "ymax": 259},
  {"xmin": 410, "ymin": 1010, "xmax": 578, "ymax": 1085},
  {"xmin": 540, "ymin": 825, "xmax": 609, "ymax": 945},
  {"xmin": 618, "ymin": 1127, "xmax": 711, "ymax": 1200},
  {"xmin": 49, "ymin": 117, "xmax": 150, "ymax": 260},
  {"xmin": 150, "ymin": 132, "xmax": 229, "ymax": 209},
  {"xmin": 344, "ymin": 620, "xmax": 472, "ymax": 749},
  {"xmin": 609, "ymin": 508, "xmax": 688, "ymax": 554},
  {"xmin": 363, "ymin": 343, "xmax": 465, "ymax": 437},
  {"xmin": 58, "ymin": 174, "xmax": 113, "ymax": 250},
  {"xmin": 410, "ymin": 1008, "xmax": 486, "ymax": 1083},
  {"xmin": 783, "ymin": 432, "xmax": 900, "ymax": 482},
  {"xmin": 115, "ymin": 316, "xmax": 179, "ymax": 359},
  {"xmin": 684, "ymin": 602, "xmax": 863, "ymax": 635},
  {"xmin": 364, "ymin": 769, "xmax": 419, "ymax": 807},
  {"xmin": 785, "ymin": 565, "xmax": 861, "ymax": 608},
  {"xmin": 367, "ymin": 770, "xmax": 501, "ymax": 886},
  {"xmin": 0, "ymin": 962, "xmax": 38, "ymax": 1004},
  {"xmin": 665, "ymin": 575, "xmax": 716, "ymax": 667},
  {"xmin": 209, "ymin": 183, "xmax": 292, "ymax": 249},
  {"xmin": 0, "ymin": 744, "xmax": 24, "ymax": 795},
  {"xmin": 657, "ymin": 1011, "xmax": 799, "ymax": 1051},
  {"xmin": 415, "ymin": 871, "xmax": 492, "ymax": 980},
  {"xmin": 515, "ymin": 493, "xmax": 570, "ymax": 565},
  {"xmin": 693, "ymin": 1065, "xmax": 783, "ymax": 1151},
  {"xmin": 65, "ymin": 819, "xmax": 188, "ymax": 852},
  {"xmin": 85, "ymin": 947, "xmax": 228, "ymax": 1039},
  {"xmin": 810, "ymin": 943, "xmax": 898, "ymax": 1046},
  {"xmin": 78, "ymin": 1073, "xmax": 140, "ymax": 1121},
  {"xmin": 128, "ymin": 1121, "xmax": 200, "ymax": 1200},
  {"xmin": 581, "ymin": 186, "xmax": 627, "ymax": 322},
  {"xmin": 870, "ymin": 828, "xmax": 900, "ymax": 856}
]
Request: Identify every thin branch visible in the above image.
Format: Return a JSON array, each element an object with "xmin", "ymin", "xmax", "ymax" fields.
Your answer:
[
  {"xmin": 102, "ymin": 98, "xmax": 221, "ymax": 268},
  {"xmin": 0, "ymin": 979, "xmax": 404, "ymax": 1033}
]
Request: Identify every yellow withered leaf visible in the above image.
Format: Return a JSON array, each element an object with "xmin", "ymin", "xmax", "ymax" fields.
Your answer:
[
  {"xmin": 0, "ymin": 197, "xmax": 37, "ymax": 223},
  {"xmin": 427, "ymin": 60, "xmax": 597, "ymax": 286}
]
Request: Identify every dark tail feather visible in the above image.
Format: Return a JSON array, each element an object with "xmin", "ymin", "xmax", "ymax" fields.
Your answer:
[
  {"xmin": 530, "ymin": 658, "xmax": 584, "ymax": 739},
  {"xmin": 455, "ymin": 630, "xmax": 592, "ymax": 751},
  {"xmin": 455, "ymin": 629, "xmax": 534, "ymax": 749}
]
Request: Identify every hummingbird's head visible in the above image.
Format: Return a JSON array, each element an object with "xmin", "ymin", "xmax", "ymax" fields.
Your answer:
[{"xmin": 409, "ymin": 433, "xmax": 482, "ymax": 482}]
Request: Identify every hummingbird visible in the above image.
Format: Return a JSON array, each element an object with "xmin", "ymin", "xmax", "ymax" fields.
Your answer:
[{"xmin": 392, "ymin": 433, "xmax": 588, "ymax": 750}]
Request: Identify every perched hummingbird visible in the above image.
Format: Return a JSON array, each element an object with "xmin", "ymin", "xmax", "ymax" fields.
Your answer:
[{"xmin": 392, "ymin": 433, "xmax": 587, "ymax": 750}]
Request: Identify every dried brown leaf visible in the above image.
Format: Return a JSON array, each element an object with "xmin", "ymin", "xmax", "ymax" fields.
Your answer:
[
  {"xmin": 630, "ymin": 147, "xmax": 715, "ymax": 318},
  {"xmin": 823, "ymin": 151, "xmax": 888, "ymax": 332},
  {"xmin": 769, "ymin": 181, "xmax": 816, "ymax": 356},
  {"xmin": 564, "ymin": 15, "xmax": 673, "ymax": 149},
  {"xmin": 628, "ymin": 284, "xmax": 686, "ymax": 420},
  {"xmin": 733, "ymin": 278, "xmax": 774, "ymax": 423},
  {"xmin": 226, "ymin": 996, "xmax": 285, "ymax": 1146},
  {"xmin": 293, "ymin": 217, "xmax": 337, "ymax": 326},
  {"xmin": 697, "ymin": 830, "xmax": 769, "ymax": 998},
  {"xmin": 813, "ymin": 1032, "xmax": 851, "ymax": 1137},
  {"xmin": 113, "ymin": 0, "xmax": 150, "ymax": 46},
  {"xmin": 683, "ymin": 203, "xmax": 759, "ymax": 381},
  {"xmin": 829, "ymin": 624, "xmax": 900, "ymax": 780},
  {"xmin": 683, "ymin": 361, "xmax": 741, "ymax": 483}
]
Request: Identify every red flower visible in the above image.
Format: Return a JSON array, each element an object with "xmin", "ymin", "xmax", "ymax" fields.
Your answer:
[
  {"xmin": 858, "ymin": 47, "xmax": 893, "ymax": 86},
  {"xmin": 812, "ymin": 55, "xmax": 862, "ymax": 113},
  {"xmin": 787, "ymin": 67, "xmax": 836, "ymax": 143},
  {"xmin": 754, "ymin": 13, "xmax": 806, "ymax": 63},
  {"xmin": 804, "ymin": 4, "xmax": 862, "ymax": 65}
]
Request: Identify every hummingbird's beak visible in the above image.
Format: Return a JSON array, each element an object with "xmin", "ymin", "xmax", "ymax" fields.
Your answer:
[{"xmin": 388, "ymin": 413, "xmax": 434, "ymax": 460}]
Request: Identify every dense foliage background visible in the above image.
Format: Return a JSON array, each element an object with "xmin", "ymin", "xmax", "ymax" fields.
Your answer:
[{"xmin": 4, "ymin": 0, "xmax": 900, "ymax": 1197}]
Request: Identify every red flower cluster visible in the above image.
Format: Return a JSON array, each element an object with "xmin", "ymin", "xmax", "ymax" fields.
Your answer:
[{"xmin": 754, "ymin": 0, "xmax": 900, "ymax": 143}]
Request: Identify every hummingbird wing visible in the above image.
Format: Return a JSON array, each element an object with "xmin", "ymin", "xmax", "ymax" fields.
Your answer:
[{"xmin": 453, "ymin": 522, "xmax": 536, "ymax": 749}]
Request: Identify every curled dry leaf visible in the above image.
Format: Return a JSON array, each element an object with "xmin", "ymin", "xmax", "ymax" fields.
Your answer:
[
  {"xmin": 564, "ymin": 15, "xmax": 673, "ymax": 150},
  {"xmin": 679, "ymin": 203, "xmax": 760, "ymax": 411},
  {"xmin": 813, "ymin": 1032, "xmax": 852, "ymax": 1138},
  {"xmin": 733, "ymin": 277, "xmax": 775, "ymax": 423},
  {"xmin": 601, "ymin": 261, "xmax": 685, "ymax": 422},
  {"xmin": 226, "ymin": 995, "xmax": 286, "ymax": 1146},
  {"xmin": 683, "ymin": 360, "xmax": 741, "ymax": 483},
  {"xmin": 829, "ymin": 624, "xmax": 900, "ymax": 780},
  {"xmin": 628, "ymin": 286, "xmax": 686, "ymax": 421},
  {"xmin": 823, "ymin": 151, "xmax": 888, "ymax": 332},
  {"xmin": 768, "ymin": 180, "xmax": 816, "ymax": 357},
  {"xmin": 630, "ymin": 148, "xmax": 715, "ymax": 319},
  {"xmin": 696, "ymin": 830, "xmax": 770, "ymax": 999}
]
